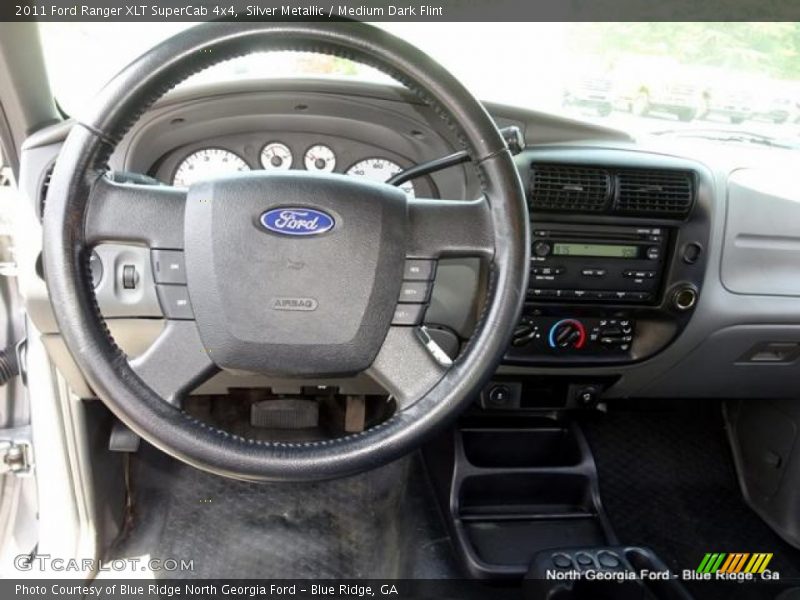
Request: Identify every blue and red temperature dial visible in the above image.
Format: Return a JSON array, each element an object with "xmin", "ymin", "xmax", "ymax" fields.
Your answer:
[{"xmin": 548, "ymin": 319, "xmax": 587, "ymax": 350}]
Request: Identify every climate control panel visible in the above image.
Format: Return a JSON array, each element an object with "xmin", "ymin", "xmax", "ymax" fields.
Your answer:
[{"xmin": 508, "ymin": 314, "xmax": 635, "ymax": 362}]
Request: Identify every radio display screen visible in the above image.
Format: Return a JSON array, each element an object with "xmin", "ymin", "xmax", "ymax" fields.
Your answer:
[{"xmin": 553, "ymin": 243, "xmax": 638, "ymax": 258}]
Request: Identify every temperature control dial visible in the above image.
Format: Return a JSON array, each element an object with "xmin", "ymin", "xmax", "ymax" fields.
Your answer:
[{"xmin": 548, "ymin": 319, "xmax": 587, "ymax": 350}]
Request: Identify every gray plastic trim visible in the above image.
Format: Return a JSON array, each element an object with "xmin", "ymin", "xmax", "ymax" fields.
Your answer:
[
  {"xmin": 92, "ymin": 244, "xmax": 162, "ymax": 318},
  {"xmin": 722, "ymin": 168, "xmax": 800, "ymax": 296}
]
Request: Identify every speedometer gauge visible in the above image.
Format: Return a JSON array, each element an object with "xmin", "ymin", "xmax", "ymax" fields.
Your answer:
[
  {"xmin": 172, "ymin": 148, "xmax": 249, "ymax": 187},
  {"xmin": 346, "ymin": 158, "xmax": 415, "ymax": 198},
  {"xmin": 260, "ymin": 142, "xmax": 293, "ymax": 170}
]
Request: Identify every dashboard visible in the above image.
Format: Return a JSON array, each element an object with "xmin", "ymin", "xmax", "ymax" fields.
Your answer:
[{"xmin": 16, "ymin": 78, "xmax": 800, "ymax": 405}]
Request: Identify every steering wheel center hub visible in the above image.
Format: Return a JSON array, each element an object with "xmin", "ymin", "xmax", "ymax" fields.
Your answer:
[{"xmin": 184, "ymin": 171, "xmax": 407, "ymax": 376}]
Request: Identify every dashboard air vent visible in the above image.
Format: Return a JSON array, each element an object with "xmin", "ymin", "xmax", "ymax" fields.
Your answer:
[
  {"xmin": 529, "ymin": 164, "xmax": 611, "ymax": 212},
  {"xmin": 615, "ymin": 169, "xmax": 694, "ymax": 217},
  {"xmin": 39, "ymin": 162, "xmax": 55, "ymax": 221}
]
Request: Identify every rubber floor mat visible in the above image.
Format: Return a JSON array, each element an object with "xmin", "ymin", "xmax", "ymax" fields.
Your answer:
[
  {"xmin": 109, "ymin": 444, "xmax": 460, "ymax": 579},
  {"xmin": 582, "ymin": 403, "xmax": 800, "ymax": 599}
]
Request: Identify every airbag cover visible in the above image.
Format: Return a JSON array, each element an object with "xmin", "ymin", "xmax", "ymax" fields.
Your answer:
[{"xmin": 184, "ymin": 171, "xmax": 406, "ymax": 376}]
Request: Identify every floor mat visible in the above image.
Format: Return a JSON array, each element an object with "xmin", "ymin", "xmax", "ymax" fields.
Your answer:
[
  {"xmin": 582, "ymin": 403, "xmax": 800, "ymax": 599},
  {"xmin": 109, "ymin": 444, "xmax": 460, "ymax": 579}
]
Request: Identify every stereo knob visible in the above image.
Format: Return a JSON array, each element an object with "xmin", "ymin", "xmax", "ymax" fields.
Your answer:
[
  {"xmin": 548, "ymin": 319, "xmax": 587, "ymax": 350},
  {"xmin": 533, "ymin": 241, "xmax": 552, "ymax": 257}
]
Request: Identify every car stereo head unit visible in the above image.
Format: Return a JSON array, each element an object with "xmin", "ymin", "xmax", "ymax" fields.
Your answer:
[{"xmin": 529, "ymin": 222, "xmax": 668, "ymax": 304}]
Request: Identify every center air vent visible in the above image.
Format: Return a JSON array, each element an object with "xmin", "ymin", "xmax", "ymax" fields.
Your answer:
[
  {"xmin": 530, "ymin": 164, "xmax": 611, "ymax": 212},
  {"xmin": 615, "ymin": 169, "xmax": 694, "ymax": 217}
]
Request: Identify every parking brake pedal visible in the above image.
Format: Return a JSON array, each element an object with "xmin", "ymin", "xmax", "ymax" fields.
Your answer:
[{"xmin": 250, "ymin": 399, "xmax": 319, "ymax": 429}]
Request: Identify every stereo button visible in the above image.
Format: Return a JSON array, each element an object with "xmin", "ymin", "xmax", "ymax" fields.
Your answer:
[
  {"xmin": 533, "ymin": 241, "xmax": 552, "ymax": 257},
  {"xmin": 629, "ymin": 292, "xmax": 651, "ymax": 301},
  {"xmin": 581, "ymin": 268, "xmax": 607, "ymax": 277}
]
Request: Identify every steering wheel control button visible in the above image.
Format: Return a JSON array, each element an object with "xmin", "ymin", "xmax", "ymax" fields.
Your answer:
[
  {"xmin": 151, "ymin": 250, "xmax": 187, "ymax": 284},
  {"xmin": 403, "ymin": 259, "xmax": 436, "ymax": 281},
  {"xmin": 122, "ymin": 264, "xmax": 139, "ymax": 289},
  {"xmin": 552, "ymin": 553, "xmax": 573, "ymax": 569},
  {"xmin": 392, "ymin": 304, "xmax": 425, "ymax": 326},
  {"xmin": 156, "ymin": 285, "xmax": 194, "ymax": 320},
  {"xmin": 398, "ymin": 281, "xmax": 431, "ymax": 304}
]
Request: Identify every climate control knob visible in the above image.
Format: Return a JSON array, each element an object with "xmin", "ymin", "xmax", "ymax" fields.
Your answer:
[{"xmin": 548, "ymin": 319, "xmax": 587, "ymax": 350}]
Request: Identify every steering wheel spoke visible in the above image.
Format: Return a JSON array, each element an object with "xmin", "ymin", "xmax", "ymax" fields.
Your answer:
[
  {"xmin": 130, "ymin": 320, "xmax": 217, "ymax": 407},
  {"xmin": 366, "ymin": 326, "xmax": 452, "ymax": 410},
  {"xmin": 406, "ymin": 196, "xmax": 494, "ymax": 259},
  {"xmin": 85, "ymin": 172, "xmax": 186, "ymax": 249}
]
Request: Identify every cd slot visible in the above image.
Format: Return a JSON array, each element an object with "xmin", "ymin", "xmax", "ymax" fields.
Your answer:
[{"xmin": 537, "ymin": 230, "xmax": 656, "ymax": 242}]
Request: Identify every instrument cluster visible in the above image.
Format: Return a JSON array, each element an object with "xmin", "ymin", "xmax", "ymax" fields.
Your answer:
[{"xmin": 171, "ymin": 141, "xmax": 417, "ymax": 197}]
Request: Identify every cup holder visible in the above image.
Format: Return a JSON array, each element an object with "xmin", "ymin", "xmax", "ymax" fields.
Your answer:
[
  {"xmin": 461, "ymin": 427, "xmax": 582, "ymax": 468},
  {"xmin": 459, "ymin": 472, "xmax": 593, "ymax": 516}
]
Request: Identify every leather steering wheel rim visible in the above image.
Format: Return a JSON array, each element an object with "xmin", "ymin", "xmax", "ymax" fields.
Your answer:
[{"xmin": 43, "ymin": 21, "xmax": 529, "ymax": 481}]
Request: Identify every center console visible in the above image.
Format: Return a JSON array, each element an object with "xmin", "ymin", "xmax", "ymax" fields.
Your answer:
[
  {"xmin": 425, "ymin": 150, "xmax": 713, "ymax": 590},
  {"xmin": 499, "ymin": 152, "xmax": 713, "ymax": 368}
]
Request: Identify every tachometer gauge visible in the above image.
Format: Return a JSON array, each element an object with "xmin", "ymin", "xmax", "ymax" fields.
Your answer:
[
  {"xmin": 260, "ymin": 142, "xmax": 293, "ymax": 170},
  {"xmin": 304, "ymin": 144, "xmax": 336, "ymax": 172},
  {"xmin": 172, "ymin": 148, "xmax": 249, "ymax": 187},
  {"xmin": 346, "ymin": 158, "xmax": 415, "ymax": 198}
]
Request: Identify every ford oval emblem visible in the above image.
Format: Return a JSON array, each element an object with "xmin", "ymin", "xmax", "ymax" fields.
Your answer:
[{"xmin": 260, "ymin": 207, "xmax": 335, "ymax": 236}]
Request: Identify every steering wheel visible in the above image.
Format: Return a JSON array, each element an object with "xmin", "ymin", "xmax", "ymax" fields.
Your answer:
[{"xmin": 43, "ymin": 22, "xmax": 529, "ymax": 481}]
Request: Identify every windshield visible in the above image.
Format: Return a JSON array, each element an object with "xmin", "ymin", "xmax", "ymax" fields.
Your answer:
[{"xmin": 40, "ymin": 22, "xmax": 800, "ymax": 146}]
